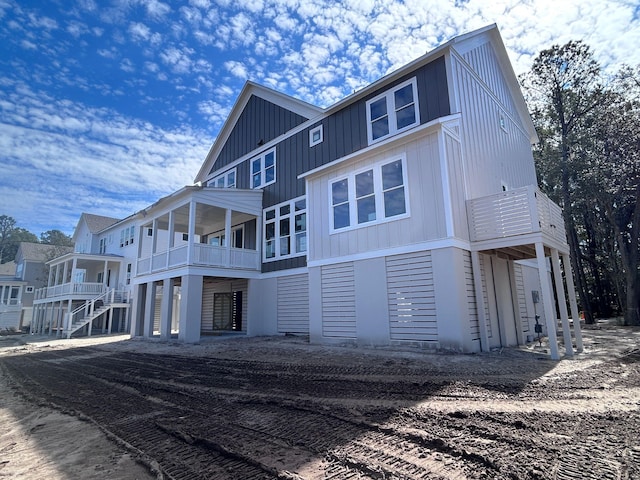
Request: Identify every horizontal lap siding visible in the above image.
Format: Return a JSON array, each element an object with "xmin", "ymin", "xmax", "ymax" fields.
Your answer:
[
  {"xmin": 463, "ymin": 251, "xmax": 480, "ymax": 340},
  {"xmin": 277, "ymin": 274, "xmax": 309, "ymax": 334},
  {"xmin": 479, "ymin": 254, "xmax": 493, "ymax": 339},
  {"xmin": 386, "ymin": 252, "xmax": 437, "ymax": 342},
  {"xmin": 321, "ymin": 262, "xmax": 356, "ymax": 338},
  {"xmin": 514, "ymin": 263, "xmax": 531, "ymax": 333},
  {"xmin": 201, "ymin": 279, "xmax": 248, "ymax": 333}
]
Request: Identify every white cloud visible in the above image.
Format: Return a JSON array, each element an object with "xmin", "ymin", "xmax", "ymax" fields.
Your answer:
[
  {"xmin": 224, "ymin": 60, "xmax": 249, "ymax": 79},
  {"xmin": 160, "ymin": 46, "xmax": 195, "ymax": 73}
]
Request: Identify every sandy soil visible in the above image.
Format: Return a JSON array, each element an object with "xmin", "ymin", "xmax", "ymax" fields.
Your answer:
[{"xmin": 0, "ymin": 320, "xmax": 638, "ymax": 479}]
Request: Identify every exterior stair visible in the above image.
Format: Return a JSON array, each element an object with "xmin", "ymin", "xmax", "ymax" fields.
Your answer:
[
  {"xmin": 64, "ymin": 305, "xmax": 112, "ymax": 338},
  {"xmin": 62, "ymin": 288, "xmax": 127, "ymax": 338}
]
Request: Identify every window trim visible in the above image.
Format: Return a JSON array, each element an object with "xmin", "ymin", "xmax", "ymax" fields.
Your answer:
[
  {"xmin": 250, "ymin": 148, "xmax": 276, "ymax": 189},
  {"xmin": 366, "ymin": 77, "xmax": 420, "ymax": 145},
  {"xmin": 309, "ymin": 125, "xmax": 323, "ymax": 147},
  {"xmin": 262, "ymin": 196, "xmax": 307, "ymax": 262},
  {"xmin": 329, "ymin": 154, "xmax": 410, "ymax": 234}
]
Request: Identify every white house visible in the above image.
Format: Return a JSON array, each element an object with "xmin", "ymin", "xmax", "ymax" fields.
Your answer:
[{"xmin": 38, "ymin": 25, "xmax": 582, "ymax": 359}]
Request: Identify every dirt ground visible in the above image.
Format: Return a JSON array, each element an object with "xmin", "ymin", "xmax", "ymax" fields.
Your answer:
[{"xmin": 0, "ymin": 321, "xmax": 639, "ymax": 480}]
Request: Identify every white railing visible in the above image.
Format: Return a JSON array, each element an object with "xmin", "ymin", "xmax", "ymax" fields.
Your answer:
[
  {"xmin": 137, "ymin": 244, "xmax": 260, "ymax": 275},
  {"xmin": 41, "ymin": 282, "xmax": 106, "ymax": 299},
  {"xmin": 467, "ymin": 185, "xmax": 567, "ymax": 244}
]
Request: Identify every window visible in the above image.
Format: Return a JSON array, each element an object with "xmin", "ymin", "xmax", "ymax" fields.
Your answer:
[
  {"xmin": 251, "ymin": 148, "xmax": 276, "ymax": 189},
  {"xmin": 366, "ymin": 77, "xmax": 419, "ymax": 144},
  {"xmin": 209, "ymin": 168, "xmax": 237, "ymax": 188},
  {"xmin": 147, "ymin": 228, "xmax": 153, "ymax": 236},
  {"xmin": 263, "ymin": 196, "xmax": 307, "ymax": 261},
  {"xmin": 25, "ymin": 286, "xmax": 34, "ymax": 294},
  {"xmin": 309, "ymin": 125, "xmax": 323, "ymax": 147},
  {"xmin": 99, "ymin": 237, "xmax": 107, "ymax": 254},
  {"xmin": 120, "ymin": 226, "xmax": 134, "ymax": 247},
  {"xmin": 330, "ymin": 156, "xmax": 408, "ymax": 232},
  {"xmin": 126, "ymin": 263, "xmax": 132, "ymax": 285},
  {"xmin": 182, "ymin": 233, "xmax": 189, "ymax": 241},
  {"xmin": 207, "ymin": 225, "xmax": 244, "ymax": 248}
]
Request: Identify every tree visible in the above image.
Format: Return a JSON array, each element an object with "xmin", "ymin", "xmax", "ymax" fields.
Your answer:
[
  {"xmin": 521, "ymin": 41, "xmax": 604, "ymax": 324},
  {"xmin": 582, "ymin": 68, "xmax": 640, "ymax": 325},
  {"xmin": 0, "ymin": 216, "xmax": 39, "ymax": 264},
  {"xmin": 40, "ymin": 229, "xmax": 73, "ymax": 247}
]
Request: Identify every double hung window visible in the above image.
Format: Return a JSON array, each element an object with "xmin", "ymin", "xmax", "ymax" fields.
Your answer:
[
  {"xmin": 366, "ymin": 77, "xmax": 419, "ymax": 144},
  {"xmin": 251, "ymin": 148, "xmax": 276, "ymax": 189},
  {"xmin": 264, "ymin": 197, "xmax": 307, "ymax": 261},
  {"xmin": 330, "ymin": 156, "xmax": 408, "ymax": 232}
]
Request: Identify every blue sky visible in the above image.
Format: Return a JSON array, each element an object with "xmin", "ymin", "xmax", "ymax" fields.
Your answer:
[{"xmin": 1, "ymin": 0, "xmax": 639, "ymax": 236}]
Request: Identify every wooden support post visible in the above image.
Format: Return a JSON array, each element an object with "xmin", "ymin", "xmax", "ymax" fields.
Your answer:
[
  {"xmin": 551, "ymin": 249, "xmax": 573, "ymax": 357},
  {"xmin": 535, "ymin": 243, "xmax": 560, "ymax": 360}
]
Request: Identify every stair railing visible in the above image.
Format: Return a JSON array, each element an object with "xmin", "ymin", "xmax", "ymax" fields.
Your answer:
[{"xmin": 64, "ymin": 288, "xmax": 114, "ymax": 336}]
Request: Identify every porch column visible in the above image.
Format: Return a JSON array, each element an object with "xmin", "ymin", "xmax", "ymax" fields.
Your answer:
[
  {"xmin": 70, "ymin": 257, "xmax": 78, "ymax": 293},
  {"xmin": 470, "ymin": 251, "xmax": 490, "ymax": 352},
  {"xmin": 551, "ymin": 249, "xmax": 573, "ymax": 357},
  {"xmin": 160, "ymin": 278, "xmax": 174, "ymax": 341},
  {"xmin": 143, "ymin": 281, "xmax": 157, "ymax": 337},
  {"xmin": 48, "ymin": 302, "xmax": 56, "ymax": 336},
  {"xmin": 167, "ymin": 210, "xmax": 175, "ymax": 269},
  {"xmin": 136, "ymin": 225, "xmax": 144, "ymax": 276},
  {"xmin": 65, "ymin": 298, "xmax": 73, "ymax": 338},
  {"xmin": 562, "ymin": 253, "xmax": 584, "ymax": 352},
  {"xmin": 128, "ymin": 283, "xmax": 144, "ymax": 337},
  {"xmin": 152, "ymin": 218, "xmax": 158, "ymax": 255},
  {"xmin": 102, "ymin": 260, "xmax": 108, "ymax": 291},
  {"xmin": 535, "ymin": 242, "xmax": 560, "ymax": 360},
  {"xmin": 225, "ymin": 208, "xmax": 232, "ymax": 267},
  {"xmin": 178, "ymin": 274, "xmax": 202, "ymax": 343},
  {"xmin": 187, "ymin": 201, "xmax": 196, "ymax": 265}
]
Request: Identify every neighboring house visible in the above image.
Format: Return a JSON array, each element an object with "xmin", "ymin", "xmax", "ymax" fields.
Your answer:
[
  {"xmin": 36, "ymin": 25, "xmax": 583, "ymax": 359},
  {"xmin": 0, "ymin": 261, "xmax": 25, "ymax": 331},
  {"xmin": 30, "ymin": 214, "xmax": 134, "ymax": 338}
]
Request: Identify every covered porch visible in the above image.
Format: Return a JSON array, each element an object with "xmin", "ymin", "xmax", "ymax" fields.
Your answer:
[
  {"xmin": 466, "ymin": 185, "xmax": 584, "ymax": 359},
  {"xmin": 135, "ymin": 186, "xmax": 263, "ymax": 278}
]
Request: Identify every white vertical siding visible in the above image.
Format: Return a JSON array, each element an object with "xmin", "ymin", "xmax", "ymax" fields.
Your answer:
[
  {"xmin": 462, "ymin": 251, "xmax": 480, "ymax": 341},
  {"xmin": 307, "ymin": 131, "xmax": 448, "ymax": 263},
  {"xmin": 443, "ymin": 127, "xmax": 470, "ymax": 240},
  {"xmin": 451, "ymin": 48, "xmax": 537, "ymax": 199},
  {"xmin": 386, "ymin": 251, "xmax": 437, "ymax": 342},
  {"xmin": 479, "ymin": 254, "xmax": 494, "ymax": 339},
  {"xmin": 277, "ymin": 273, "xmax": 309, "ymax": 334},
  {"xmin": 321, "ymin": 262, "xmax": 356, "ymax": 338}
]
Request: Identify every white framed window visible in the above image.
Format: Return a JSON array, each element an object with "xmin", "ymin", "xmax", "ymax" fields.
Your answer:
[
  {"xmin": 366, "ymin": 77, "xmax": 420, "ymax": 145},
  {"xmin": 25, "ymin": 286, "xmax": 34, "ymax": 294},
  {"xmin": 99, "ymin": 237, "xmax": 106, "ymax": 254},
  {"xmin": 263, "ymin": 196, "xmax": 307, "ymax": 261},
  {"xmin": 330, "ymin": 155, "xmax": 409, "ymax": 233},
  {"xmin": 126, "ymin": 263, "xmax": 132, "ymax": 285},
  {"xmin": 251, "ymin": 148, "xmax": 276, "ymax": 189},
  {"xmin": 120, "ymin": 226, "xmax": 134, "ymax": 247},
  {"xmin": 309, "ymin": 125, "xmax": 323, "ymax": 147},
  {"xmin": 209, "ymin": 168, "xmax": 237, "ymax": 188}
]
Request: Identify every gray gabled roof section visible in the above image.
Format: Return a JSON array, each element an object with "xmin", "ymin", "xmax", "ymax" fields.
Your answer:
[
  {"xmin": 194, "ymin": 81, "xmax": 323, "ymax": 184},
  {"xmin": 81, "ymin": 213, "xmax": 120, "ymax": 233},
  {"xmin": 17, "ymin": 242, "xmax": 74, "ymax": 263}
]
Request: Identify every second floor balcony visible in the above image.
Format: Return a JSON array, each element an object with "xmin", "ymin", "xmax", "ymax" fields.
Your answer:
[
  {"xmin": 466, "ymin": 185, "xmax": 567, "ymax": 254},
  {"xmin": 135, "ymin": 186, "xmax": 264, "ymax": 278}
]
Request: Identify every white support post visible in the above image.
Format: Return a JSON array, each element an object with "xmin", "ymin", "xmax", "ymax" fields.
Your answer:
[
  {"xmin": 143, "ymin": 282, "xmax": 157, "ymax": 337},
  {"xmin": 535, "ymin": 242, "xmax": 560, "ymax": 360},
  {"xmin": 151, "ymin": 218, "xmax": 158, "ymax": 255},
  {"xmin": 551, "ymin": 249, "xmax": 573, "ymax": 357},
  {"xmin": 71, "ymin": 258, "xmax": 78, "ymax": 293},
  {"xmin": 160, "ymin": 278, "xmax": 173, "ymax": 341},
  {"xmin": 255, "ymin": 214, "xmax": 262, "ymax": 270},
  {"xmin": 562, "ymin": 253, "xmax": 584, "ymax": 352},
  {"xmin": 107, "ymin": 308, "xmax": 114, "ymax": 334},
  {"xmin": 167, "ymin": 210, "xmax": 175, "ymax": 269},
  {"xmin": 65, "ymin": 299, "xmax": 73, "ymax": 339},
  {"xmin": 470, "ymin": 251, "xmax": 490, "ymax": 352},
  {"xmin": 225, "ymin": 208, "xmax": 232, "ymax": 267},
  {"xmin": 187, "ymin": 200, "xmax": 196, "ymax": 265}
]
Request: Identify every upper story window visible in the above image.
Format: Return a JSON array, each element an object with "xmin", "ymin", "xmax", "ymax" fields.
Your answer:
[
  {"xmin": 209, "ymin": 168, "xmax": 237, "ymax": 188},
  {"xmin": 330, "ymin": 155, "xmax": 409, "ymax": 233},
  {"xmin": 366, "ymin": 77, "xmax": 420, "ymax": 145},
  {"xmin": 99, "ymin": 237, "xmax": 107, "ymax": 254},
  {"xmin": 309, "ymin": 125, "xmax": 323, "ymax": 147},
  {"xmin": 263, "ymin": 196, "xmax": 307, "ymax": 262},
  {"xmin": 251, "ymin": 148, "xmax": 276, "ymax": 189},
  {"xmin": 120, "ymin": 226, "xmax": 134, "ymax": 247}
]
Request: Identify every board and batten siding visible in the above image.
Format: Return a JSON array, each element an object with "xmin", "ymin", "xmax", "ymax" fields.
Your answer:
[
  {"xmin": 307, "ymin": 131, "xmax": 448, "ymax": 263},
  {"xmin": 321, "ymin": 262, "xmax": 356, "ymax": 338},
  {"xmin": 386, "ymin": 251, "xmax": 437, "ymax": 342},
  {"xmin": 442, "ymin": 126, "xmax": 470, "ymax": 240},
  {"xmin": 210, "ymin": 95, "xmax": 309, "ymax": 176},
  {"xmin": 277, "ymin": 273, "xmax": 309, "ymax": 334},
  {"xmin": 451, "ymin": 46, "xmax": 537, "ymax": 199}
]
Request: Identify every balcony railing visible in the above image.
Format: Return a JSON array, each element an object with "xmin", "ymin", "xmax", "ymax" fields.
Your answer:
[
  {"xmin": 34, "ymin": 282, "xmax": 107, "ymax": 301},
  {"xmin": 137, "ymin": 244, "xmax": 260, "ymax": 276},
  {"xmin": 466, "ymin": 185, "xmax": 567, "ymax": 244}
]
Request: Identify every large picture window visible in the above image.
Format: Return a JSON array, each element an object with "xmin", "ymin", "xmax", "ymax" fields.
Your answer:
[
  {"xmin": 251, "ymin": 148, "xmax": 276, "ymax": 189},
  {"xmin": 366, "ymin": 77, "xmax": 419, "ymax": 144},
  {"xmin": 330, "ymin": 156, "xmax": 408, "ymax": 232},
  {"xmin": 263, "ymin": 196, "xmax": 307, "ymax": 261}
]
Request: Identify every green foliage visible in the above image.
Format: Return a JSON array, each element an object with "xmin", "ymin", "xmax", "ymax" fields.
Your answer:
[
  {"xmin": 40, "ymin": 229, "xmax": 73, "ymax": 247},
  {"xmin": 0, "ymin": 215, "xmax": 70, "ymax": 264}
]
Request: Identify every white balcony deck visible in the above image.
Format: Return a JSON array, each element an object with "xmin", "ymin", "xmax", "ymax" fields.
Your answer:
[
  {"xmin": 137, "ymin": 244, "xmax": 260, "ymax": 276},
  {"xmin": 466, "ymin": 186, "xmax": 567, "ymax": 252},
  {"xmin": 35, "ymin": 282, "xmax": 106, "ymax": 300}
]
